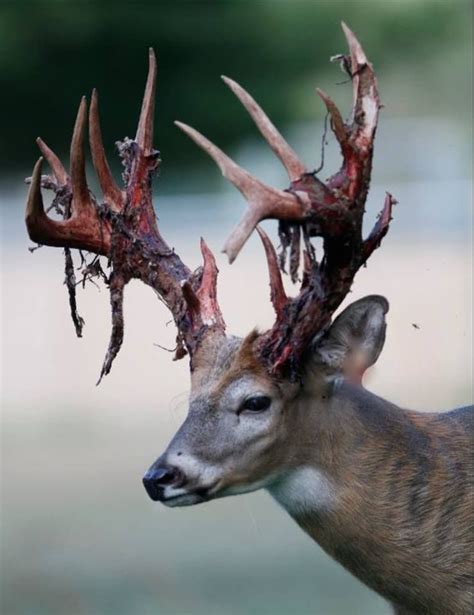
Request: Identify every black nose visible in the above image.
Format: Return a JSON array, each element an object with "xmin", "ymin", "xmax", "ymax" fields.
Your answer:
[{"xmin": 142, "ymin": 465, "xmax": 184, "ymax": 501}]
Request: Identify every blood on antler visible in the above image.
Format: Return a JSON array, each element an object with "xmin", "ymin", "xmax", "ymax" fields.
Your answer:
[
  {"xmin": 26, "ymin": 24, "xmax": 394, "ymax": 383},
  {"xmin": 25, "ymin": 49, "xmax": 226, "ymax": 381},
  {"xmin": 176, "ymin": 22, "xmax": 395, "ymax": 377}
]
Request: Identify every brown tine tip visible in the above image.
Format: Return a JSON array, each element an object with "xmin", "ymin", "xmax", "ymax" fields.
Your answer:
[
  {"xmin": 341, "ymin": 22, "xmax": 379, "ymax": 140},
  {"xmin": 70, "ymin": 96, "xmax": 89, "ymax": 205},
  {"xmin": 174, "ymin": 120, "xmax": 262, "ymax": 199},
  {"xmin": 256, "ymin": 226, "xmax": 287, "ymax": 316},
  {"xmin": 36, "ymin": 138, "xmax": 68, "ymax": 186},
  {"xmin": 174, "ymin": 120, "xmax": 241, "ymax": 180},
  {"xmin": 200, "ymin": 237, "xmax": 217, "ymax": 267},
  {"xmin": 175, "ymin": 120, "xmax": 299, "ymax": 207},
  {"xmin": 136, "ymin": 47, "xmax": 157, "ymax": 152},
  {"xmin": 315, "ymin": 88, "xmax": 347, "ymax": 146},
  {"xmin": 197, "ymin": 238, "xmax": 226, "ymax": 330},
  {"xmin": 199, "ymin": 237, "xmax": 219, "ymax": 285},
  {"xmin": 221, "ymin": 75, "xmax": 306, "ymax": 182},
  {"xmin": 222, "ymin": 208, "xmax": 262, "ymax": 264},
  {"xmin": 341, "ymin": 22, "xmax": 368, "ymax": 68},
  {"xmin": 89, "ymin": 88, "xmax": 123, "ymax": 209},
  {"xmin": 26, "ymin": 157, "xmax": 45, "ymax": 223}
]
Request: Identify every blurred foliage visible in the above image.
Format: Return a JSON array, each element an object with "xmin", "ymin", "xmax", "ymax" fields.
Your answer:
[{"xmin": 0, "ymin": 0, "xmax": 471, "ymax": 185}]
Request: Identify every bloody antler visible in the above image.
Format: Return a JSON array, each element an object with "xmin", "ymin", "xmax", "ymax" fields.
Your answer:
[
  {"xmin": 176, "ymin": 22, "xmax": 395, "ymax": 377},
  {"xmin": 25, "ymin": 49, "xmax": 226, "ymax": 380},
  {"xmin": 26, "ymin": 25, "xmax": 394, "ymax": 382}
]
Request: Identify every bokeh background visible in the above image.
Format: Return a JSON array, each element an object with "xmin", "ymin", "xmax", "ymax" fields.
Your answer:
[{"xmin": 1, "ymin": 1, "xmax": 472, "ymax": 614}]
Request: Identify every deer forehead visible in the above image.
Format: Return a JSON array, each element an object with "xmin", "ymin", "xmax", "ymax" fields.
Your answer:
[
  {"xmin": 191, "ymin": 336, "xmax": 241, "ymax": 385},
  {"xmin": 191, "ymin": 333, "xmax": 274, "ymax": 398}
]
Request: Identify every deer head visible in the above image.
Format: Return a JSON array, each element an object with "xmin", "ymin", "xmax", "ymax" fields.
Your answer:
[{"xmin": 25, "ymin": 23, "xmax": 394, "ymax": 507}]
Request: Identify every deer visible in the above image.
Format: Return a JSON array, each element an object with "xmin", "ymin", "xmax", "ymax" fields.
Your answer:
[{"xmin": 25, "ymin": 22, "xmax": 473, "ymax": 615}]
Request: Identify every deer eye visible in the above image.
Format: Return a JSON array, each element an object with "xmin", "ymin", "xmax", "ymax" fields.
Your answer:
[{"xmin": 242, "ymin": 396, "xmax": 271, "ymax": 412}]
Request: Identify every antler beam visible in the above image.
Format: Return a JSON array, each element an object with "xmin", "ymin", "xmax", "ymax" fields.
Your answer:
[
  {"xmin": 176, "ymin": 22, "xmax": 395, "ymax": 377},
  {"xmin": 25, "ymin": 49, "xmax": 226, "ymax": 379},
  {"xmin": 26, "ymin": 24, "xmax": 394, "ymax": 382}
]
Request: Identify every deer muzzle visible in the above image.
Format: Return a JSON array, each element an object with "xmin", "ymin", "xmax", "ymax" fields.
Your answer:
[{"xmin": 142, "ymin": 462, "xmax": 185, "ymax": 502}]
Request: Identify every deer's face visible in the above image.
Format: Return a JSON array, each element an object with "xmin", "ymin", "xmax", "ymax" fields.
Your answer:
[
  {"xmin": 143, "ymin": 296, "xmax": 388, "ymax": 507},
  {"xmin": 143, "ymin": 336, "xmax": 300, "ymax": 506}
]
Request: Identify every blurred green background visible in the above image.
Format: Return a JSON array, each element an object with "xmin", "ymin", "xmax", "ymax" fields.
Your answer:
[
  {"xmin": 1, "ymin": 1, "xmax": 472, "ymax": 615},
  {"xmin": 1, "ymin": 0, "xmax": 472, "ymax": 186}
]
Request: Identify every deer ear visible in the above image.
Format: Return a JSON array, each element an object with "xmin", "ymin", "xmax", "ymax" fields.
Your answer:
[{"xmin": 311, "ymin": 295, "xmax": 389, "ymax": 382}]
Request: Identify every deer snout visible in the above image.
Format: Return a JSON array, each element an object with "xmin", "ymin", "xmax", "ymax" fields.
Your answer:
[{"xmin": 142, "ymin": 463, "xmax": 185, "ymax": 501}]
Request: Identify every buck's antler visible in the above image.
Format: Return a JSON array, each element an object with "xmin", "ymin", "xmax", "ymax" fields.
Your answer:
[
  {"xmin": 25, "ymin": 49, "xmax": 226, "ymax": 381},
  {"xmin": 26, "ymin": 25, "xmax": 394, "ymax": 382},
  {"xmin": 176, "ymin": 22, "xmax": 395, "ymax": 377}
]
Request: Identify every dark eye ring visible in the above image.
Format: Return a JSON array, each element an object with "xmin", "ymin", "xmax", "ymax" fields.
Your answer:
[{"xmin": 242, "ymin": 395, "xmax": 271, "ymax": 412}]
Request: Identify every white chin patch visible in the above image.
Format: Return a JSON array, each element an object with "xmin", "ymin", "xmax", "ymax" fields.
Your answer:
[
  {"xmin": 267, "ymin": 466, "xmax": 336, "ymax": 516},
  {"xmin": 161, "ymin": 493, "xmax": 206, "ymax": 508}
]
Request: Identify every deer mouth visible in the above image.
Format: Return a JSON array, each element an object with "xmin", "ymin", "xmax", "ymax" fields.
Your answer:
[
  {"xmin": 153, "ymin": 480, "xmax": 221, "ymax": 507},
  {"xmin": 160, "ymin": 487, "xmax": 215, "ymax": 507}
]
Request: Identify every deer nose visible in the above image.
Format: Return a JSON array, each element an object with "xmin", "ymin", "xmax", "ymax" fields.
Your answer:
[{"xmin": 142, "ymin": 465, "xmax": 184, "ymax": 501}]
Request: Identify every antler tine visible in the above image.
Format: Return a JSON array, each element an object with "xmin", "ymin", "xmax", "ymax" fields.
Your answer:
[
  {"xmin": 26, "ymin": 157, "xmax": 64, "ymax": 244},
  {"xmin": 315, "ymin": 89, "xmax": 348, "ymax": 152},
  {"xmin": 223, "ymin": 208, "xmax": 264, "ymax": 265},
  {"xmin": 28, "ymin": 51, "xmax": 232, "ymax": 379},
  {"xmin": 175, "ymin": 121, "xmax": 308, "ymax": 263},
  {"xmin": 341, "ymin": 22, "xmax": 379, "ymax": 146},
  {"xmin": 25, "ymin": 30, "xmax": 390, "ymax": 381},
  {"xmin": 363, "ymin": 192, "xmax": 396, "ymax": 260},
  {"xmin": 341, "ymin": 21, "xmax": 368, "ymax": 77},
  {"xmin": 26, "ymin": 157, "xmax": 47, "ymax": 235},
  {"xmin": 70, "ymin": 97, "xmax": 90, "ymax": 212},
  {"xmin": 89, "ymin": 89, "xmax": 124, "ymax": 211},
  {"xmin": 221, "ymin": 76, "xmax": 306, "ymax": 182},
  {"xmin": 248, "ymin": 23, "xmax": 391, "ymax": 377},
  {"xmin": 136, "ymin": 48, "xmax": 157, "ymax": 153},
  {"xmin": 256, "ymin": 227, "xmax": 287, "ymax": 320},
  {"xmin": 196, "ymin": 238, "xmax": 226, "ymax": 331},
  {"xmin": 175, "ymin": 120, "xmax": 274, "ymax": 197},
  {"xmin": 36, "ymin": 138, "xmax": 68, "ymax": 186}
]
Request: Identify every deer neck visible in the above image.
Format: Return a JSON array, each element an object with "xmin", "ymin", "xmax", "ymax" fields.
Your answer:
[
  {"xmin": 266, "ymin": 382, "xmax": 414, "ymax": 549},
  {"xmin": 266, "ymin": 380, "xmax": 397, "ymax": 515},
  {"xmin": 266, "ymin": 382, "xmax": 446, "ymax": 610}
]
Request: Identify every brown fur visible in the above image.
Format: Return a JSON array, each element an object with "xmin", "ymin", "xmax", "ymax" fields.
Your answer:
[
  {"xmin": 203, "ymin": 330, "xmax": 271, "ymax": 396},
  {"xmin": 190, "ymin": 334, "xmax": 473, "ymax": 614},
  {"xmin": 289, "ymin": 385, "xmax": 473, "ymax": 614},
  {"xmin": 155, "ymin": 298, "xmax": 473, "ymax": 614}
]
